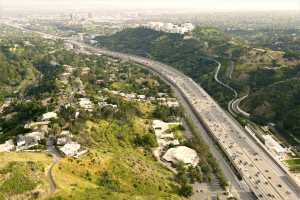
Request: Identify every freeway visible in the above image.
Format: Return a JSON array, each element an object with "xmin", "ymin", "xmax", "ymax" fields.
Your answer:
[
  {"xmin": 77, "ymin": 44, "xmax": 300, "ymax": 200},
  {"xmin": 4, "ymin": 22, "xmax": 300, "ymax": 199}
]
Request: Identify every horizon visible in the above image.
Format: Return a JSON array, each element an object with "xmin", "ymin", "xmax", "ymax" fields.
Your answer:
[{"xmin": 1, "ymin": 0, "xmax": 300, "ymax": 13}]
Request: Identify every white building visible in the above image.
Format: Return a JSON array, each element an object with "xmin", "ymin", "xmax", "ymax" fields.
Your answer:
[
  {"xmin": 60, "ymin": 142, "xmax": 87, "ymax": 157},
  {"xmin": 24, "ymin": 121, "xmax": 50, "ymax": 132},
  {"xmin": 152, "ymin": 120, "xmax": 180, "ymax": 148},
  {"xmin": 137, "ymin": 95, "xmax": 146, "ymax": 101},
  {"xmin": 0, "ymin": 140, "xmax": 15, "ymax": 152},
  {"xmin": 16, "ymin": 132, "xmax": 45, "ymax": 150},
  {"xmin": 163, "ymin": 146, "xmax": 199, "ymax": 167},
  {"xmin": 42, "ymin": 112, "xmax": 58, "ymax": 121},
  {"xmin": 60, "ymin": 142, "xmax": 81, "ymax": 157},
  {"xmin": 98, "ymin": 102, "xmax": 118, "ymax": 109},
  {"xmin": 263, "ymin": 135, "xmax": 287, "ymax": 160},
  {"xmin": 57, "ymin": 131, "xmax": 73, "ymax": 145},
  {"xmin": 79, "ymin": 98, "xmax": 94, "ymax": 111},
  {"xmin": 57, "ymin": 137, "xmax": 69, "ymax": 146},
  {"xmin": 144, "ymin": 22, "xmax": 195, "ymax": 35}
]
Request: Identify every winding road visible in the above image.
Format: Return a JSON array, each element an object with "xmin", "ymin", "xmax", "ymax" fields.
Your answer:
[
  {"xmin": 213, "ymin": 58, "xmax": 250, "ymax": 118},
  {"xmin": 46, "ymin": 137, "xmax": 62, "ymax": 193}
]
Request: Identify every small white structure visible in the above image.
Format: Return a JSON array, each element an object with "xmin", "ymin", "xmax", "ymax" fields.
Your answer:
[
  {"xmin": 144, "ymin": 22, "xmax": 195, "ymax": 34},
  {"xmin": 24, "ymin": 121, "xmax": 50, "ymax": 132},
  {"xmin": 159, "ymin": 98, "xmax": 180, "ymax": 108},
  {"xmin": 60, "ymin": 142, "xmax": 87, "ymax": 157},
  {"xmin": 79, "ymin": 98, "xmax": 94, "ymax": 111},
  {"xmin": 166, "ymin": 101, "xmax": 179, "ymax": 107},
  {"xmin": 42, "ymin": 112, "xmax": 58, "ymax": 121},
  {"xmin": 137, "ymin": 95, "xmax": 146, "ymax": 101},
  {"xmin": 0, "ymin": 139, "xmax": 15, "ymax": 152},
  {"xmin": 98, "ymin": 102, "xmax": 118, "ymax": 109},
  {"xmin": 26, "ymin": 132, "xmax": 45, "ymax": 141},
  {"xmin": 163, "ymin": 146, "xmax": 199, "ymax": 167},
  {"xmin": 60, "ymin": 142, "xmax": 81, "ymax": 156},
  {"xmin": 81, "ymin": 67, "xmax": 91, "ymax": 75},
  {"xmin": 152, "ymin": 120, "xmax": 180, "ymax": 148},
  {"xmin": 263, "ymin": 135, "xmax": 287, "ymax": 160},
  {"xmin": 57, "ymin": 131, "xmax": 73, "ymax": 146}
]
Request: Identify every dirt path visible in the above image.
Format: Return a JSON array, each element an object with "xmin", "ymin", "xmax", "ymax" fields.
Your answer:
[{"xmin": 46, "ymin": 137, "xmax": 62, "ymax": 194}]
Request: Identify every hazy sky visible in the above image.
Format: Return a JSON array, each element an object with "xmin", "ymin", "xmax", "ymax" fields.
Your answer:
[{"xmin": 1, "ymin": 0, "xmax": 300, "ymax": 11}]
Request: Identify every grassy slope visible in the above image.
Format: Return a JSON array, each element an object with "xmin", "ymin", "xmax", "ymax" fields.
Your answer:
[
  {"xmin": 0, "ymin": 152, "xmax": 52, "ymax": 199},
  {"xmin": 51, "ymin": 119, "xmax": 184, "ymax": 200}
]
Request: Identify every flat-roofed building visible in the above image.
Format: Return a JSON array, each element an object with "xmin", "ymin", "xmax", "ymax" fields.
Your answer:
[{"xmin": 163, "ymin": 146, "xmax": 199, "ymax": 167}]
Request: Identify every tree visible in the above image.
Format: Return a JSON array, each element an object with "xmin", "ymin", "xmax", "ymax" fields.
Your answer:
[{"xmin": 178, "ymin": 184, "xmax": 193, "ymax": 197}]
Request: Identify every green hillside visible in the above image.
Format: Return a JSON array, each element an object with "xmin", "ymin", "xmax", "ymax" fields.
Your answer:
[
  {"xmin": 0, "ymin": 44, "xmax": 38, "ymax": 102},
  {"xmin": 241, "ymin": 77, "xmax": 300, "ymax": 144},
  {"xmin": 96, "ymin": 27, "xmax": 235, "ymax": 106}
]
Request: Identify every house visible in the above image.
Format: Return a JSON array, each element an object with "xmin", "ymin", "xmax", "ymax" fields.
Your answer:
[
  {"xmin": 16, "ymin": 132, "xmax": 45, "ymax": 150},
  {"xmin": 148, "ymin": 97, "xmax": 156, "ymax": 101},
  {"xmin": 166, "ymin": 99, "xmax": 179, "ymax": 108},
  {"xmin": 42, "ymin": 112, "xmax": 58, "ymax": 121},
  {"xmin": 98, "ymin": 102, "xmax": 118, "ymax": 109},
  {"xmin": 60, "ymin": 142, "xmax": 80, "ymax": 156},
  {"xmin": 63, "ymin": 65, "xmax": 76, "ymax": 73},
  {"xmin": 95, "ymin": 79, "xmax": 105, "ymax": 84},
  {"xmin": 152, "ymin": 120, "xmax": 180, "ymax": 148},
  {"xmin": 137, "ymin": 95, "xmax": 146, "ymax": 101},
  {"xmin": 64, "ymin": 43, "xmax": 74, "ymax": 50},
  {"xmin": 163, "ymin": 146, "xmax": 199, "ymax": 167},
  {"xmin": 57, "ymin": 137, "xmax": 69, "ymax": 146},
  {"xmin": 60, "ymin": 142, "xmax": 88, "ymax": 157},
  {"xmin": 57, "ymin": 131, "xmax": 73, "ymax": 145},
  {"xmin": 158, "ymin": 93, "xmax": 168, "ymax": 97},
  {"xmin": 26, "ymin": 131, "xmax": 45, "ymax": 141},
  {"xmin": 0, "ymin": 140, "xmax": 15, "ymax": 152},
  {"xmin": 81, "ymin": 67, "xmax": 91, "ymax": 75},
  {"xmin": 263, "ymin": 135, "xmax": 287, "ymax": 160},
  {"xmin": 24, "ymin": 121, "xmax": 50, "ymax": 132},
  {"xmin": 79, "ymin": 98, "xmax": 94, "ymax": 111}
]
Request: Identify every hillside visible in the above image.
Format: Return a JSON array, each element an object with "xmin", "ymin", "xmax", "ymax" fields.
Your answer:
[
  {"xmin": 241, "ymin": 78, "xmax": 300, "ymax": 145},
  {"xmin": 95, "ymin": 27, "xmax": 300, "ymax": 145},
  {"xmin": 0, "ymin": 43, "xmax": 38, "ymax": 102},
  {"xmin": 96, "ymin": 27, "xmax": 236, "ymax": 106}
]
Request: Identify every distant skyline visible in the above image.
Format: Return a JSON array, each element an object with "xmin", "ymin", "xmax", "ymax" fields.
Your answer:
[{"xmin": 1, "ymin": 0, "xmax": 300, "ymax": 12}]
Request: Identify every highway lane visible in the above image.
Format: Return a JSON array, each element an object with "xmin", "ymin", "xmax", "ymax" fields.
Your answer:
[
  {"xmin": 231, "ymin": 94, "xmax": 251, "ymax": 118},
  {"xmin": 4, "ymin": 23, "xmax": 299, "ymax": 199}
]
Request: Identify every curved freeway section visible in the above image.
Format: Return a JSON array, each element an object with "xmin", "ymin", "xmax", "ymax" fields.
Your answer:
[{"xmin": 213, "ymin": 59, "xmax": 250, "ymax": 118}]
